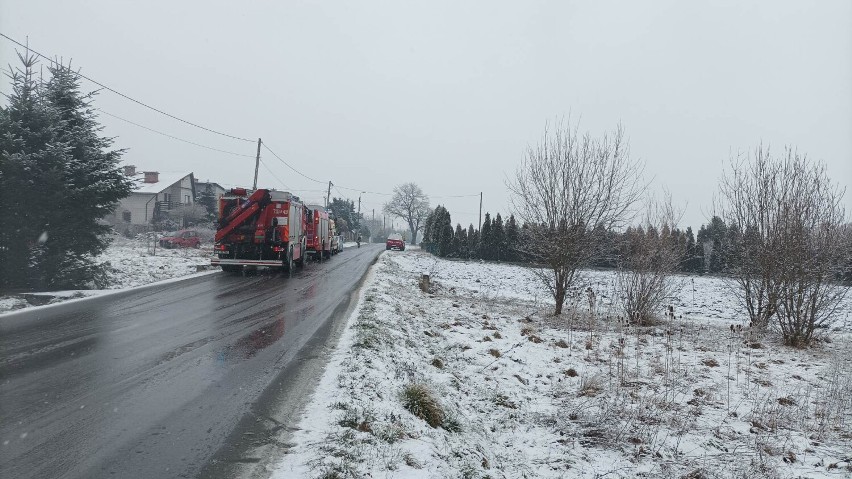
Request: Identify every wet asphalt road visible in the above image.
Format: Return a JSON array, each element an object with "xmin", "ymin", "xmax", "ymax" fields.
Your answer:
[{"xmin": 0, "ymin": 244, "xmax": 382, "ymax": 479}]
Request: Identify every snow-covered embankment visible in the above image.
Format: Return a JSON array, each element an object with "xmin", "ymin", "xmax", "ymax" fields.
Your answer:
[{"xmin": 272, "ymin": 251, "xmax": 852, "ymax": 478}]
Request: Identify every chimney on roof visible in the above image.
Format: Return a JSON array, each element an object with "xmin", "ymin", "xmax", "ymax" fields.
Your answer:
[
  {"xmin": 123, "ymin": 165, "xmax": 136, "ymax": 176},
  {"xmin": 144, "ymin": 171, "xmax": 159, "ymax": 183}
]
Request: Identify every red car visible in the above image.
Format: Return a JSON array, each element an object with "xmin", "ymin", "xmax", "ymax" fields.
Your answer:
[
  {"xmin": 386, "ymin": 233, "xmax": 405, "ymax": 251},
  {"xmin": 159, "ymin": 229, "xmax": 201, "ymax": 248}
]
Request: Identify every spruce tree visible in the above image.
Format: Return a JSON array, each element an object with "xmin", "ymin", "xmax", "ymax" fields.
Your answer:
[
  {"xmin": 709, "ymin": 237, "xmax": 724, "ymax": 274},
  {"xmin": 197, "ymin": 183, "xmax": 218, "ymax": 222},
  {"xmin": 328, "ymin": 198, "xmax": 357, "ymax": 234},
  {"xmin": 479, "ymin": 213, "xmax": 492, "ymax": 260},
  {"xmin": 454, "ymin": 223, "xmax": 466, "ymax": 258},
  {"xmin": 44, "ymin": 62, "xmax": 132, "ymax": 288},
  {"xmin": 434, "ymin": 206, "xmax": 454, "ymax": 257},
  {"xmin": 0, "ymin": 52, "xmax": 62, "ymax": 289},
  {"xmin": 505, "ymin": 214, "xmax": 520, "ymax": 262},
  {"xmin": 492, "ymin": 213, "xmax": 505, "ymax": 261},
  {"xmin": 725, "ymin": 222, "xmax": 742, "ymax": 271},
  {"xmin": 0, "ymin": 54, "xmax": 132, "ymax": 290},
  {"xmin": 684, "ymin": 226, "xmax": 697, "ymax": 273},
  {"xmin": 695, "ymin": 240, "xmax": 706, "ymax": 274},
  {"xmin": 466, "ymin": 224, "xmax": 478, "ymax": 259},
  {"xmin": 422, "ymin": 208, "xmax": 436, "ymax": 249}
]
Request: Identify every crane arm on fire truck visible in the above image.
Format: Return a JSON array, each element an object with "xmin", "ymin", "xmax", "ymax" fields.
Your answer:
[{"xmin": 214, "ymin": 189, "xmax": 270, "ymax": 243}]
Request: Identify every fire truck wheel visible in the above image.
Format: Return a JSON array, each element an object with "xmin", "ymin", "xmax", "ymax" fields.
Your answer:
[{"xmin": 283, "ymin": 248, "xmax": 294, "ymax": 273}]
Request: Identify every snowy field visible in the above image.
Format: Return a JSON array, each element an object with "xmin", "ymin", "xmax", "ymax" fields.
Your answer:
[
  {"xmin": 272, "ymin": 251, "xmax": 852, "ymax": 478},
  {"xmin": 0, "ymin": 236, "xmax": 214, "ymax": 314}
]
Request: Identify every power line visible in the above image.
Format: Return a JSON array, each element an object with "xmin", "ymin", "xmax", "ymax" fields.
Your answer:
[
  {"xmin": 0, "ymin": 33, "xmax": 487, "ymax": 201},
  {"xmin": 335, "ymin": 184, "xmax": 392, "ymax": 196},
  {"xmin": 98, "ymin": 109, "xmax": 256, "ymax": 158},
  {"xmin": 0, "ymin": 32, "xmax": 254, "ymax": 143},
  {"xmin": 260, "ymin": 142, "xmax": 325, "ymax": 184},
  {"xmin": 335, "ymin": 183, "xmax": 479, "ymax": 199},
  {"xmin": 432, "ymin": 193, "xmax": 481, "ymax": 199},
  {"xmin": 333, "ymin": 186, "xmax": 350, "ymax": 200},
  {"xmin": 258, "ymin": 159, "xmax": 293, "ymax": 191}
]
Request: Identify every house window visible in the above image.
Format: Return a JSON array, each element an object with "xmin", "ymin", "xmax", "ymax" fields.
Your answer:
[
  {"xmin": 122, "ymin": 211, "xmax": 131, "ymax": 223},
  {"xmin": 184, "ymin": 195, "xmax": 190, "ymax": 204}
]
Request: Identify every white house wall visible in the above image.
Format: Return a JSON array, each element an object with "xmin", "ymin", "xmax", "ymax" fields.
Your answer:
[{"xmin": 104, "ymin": 173, "xmax": 200, "ymax": 233}]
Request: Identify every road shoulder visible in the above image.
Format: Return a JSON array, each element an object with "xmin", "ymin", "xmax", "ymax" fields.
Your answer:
[{"xmin": 199, "ymin": 250, "xmax": 383, "ymax": 479}]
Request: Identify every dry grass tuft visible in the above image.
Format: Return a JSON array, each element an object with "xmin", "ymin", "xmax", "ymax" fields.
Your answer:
[
  {"xmin": 495, "ymin": 393, "xmax": 517, "ymax": 409},
  {"xmin": 401, "ymin": 383, "xmax": 444, "ymax": 428},
  {"xmin": 578, "ymin": 374, "xmax": 603, "ymax": 397},
  {"xmin": 488, "ymin": 348, "xmax": 501, "ymax": 358},
  {"xmin": 404, "ymin": 453, "xmax": 422, "ymax": 469}
]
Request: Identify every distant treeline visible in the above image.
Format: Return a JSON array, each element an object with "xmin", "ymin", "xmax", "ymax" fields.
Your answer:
[{"xmin": 421, "ymin": 207, "xmax": 852, "ymax": 282}]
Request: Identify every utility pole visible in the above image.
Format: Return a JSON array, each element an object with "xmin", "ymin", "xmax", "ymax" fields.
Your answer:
[
  {"xmin": 252, "ymin": 138, "xmax": 262, "ymax": 190},
  {"xmin": 325, "ymin": 181, "xmax": 333, "ymax": 208},
  {"xmin": 357, "ymin": 195, "xmax": 362, "ymax": 226},
  {"xmin": 478, "ymin": 192, "xmax": 483, "ymax": 229}
]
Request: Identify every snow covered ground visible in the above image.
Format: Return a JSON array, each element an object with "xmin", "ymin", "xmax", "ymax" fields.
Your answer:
[
  {"xmin": 0, "ymin": 236, "xmax": 214, "ymax": 314},
  {"xmin": 271, "ymin": 251, "xmax": 852, "ymax": 478}
]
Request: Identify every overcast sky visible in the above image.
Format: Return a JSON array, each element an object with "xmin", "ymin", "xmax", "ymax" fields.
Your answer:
[{"xmin": 2, "ymin": 0, "xmax": 850, "ymax": 231}]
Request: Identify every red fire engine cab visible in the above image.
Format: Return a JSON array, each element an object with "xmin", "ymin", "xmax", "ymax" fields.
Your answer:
[{"xmin": 212, "ymin": 188, "xmax": 306, "ymax": 272}]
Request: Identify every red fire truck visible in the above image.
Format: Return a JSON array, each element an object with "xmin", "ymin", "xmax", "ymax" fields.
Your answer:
[
  {"xmin": 212, "ymin": 188, "xmax": 307, "ymax": 272},
  {"xmin": 305, "ymin": 205, "xmax": 332, "ymax": 259}
]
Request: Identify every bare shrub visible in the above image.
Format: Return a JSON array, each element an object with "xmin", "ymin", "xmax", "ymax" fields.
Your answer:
[
  {"xmin": 616, "ymin": 193, "xmax": 683, "ymax": 325},
  {"xmin": 773, "ymin": 153, "xmax": 847, "ymax": 346},
  {"xmin": 508, "ymin": 119, "xmax": 644, "ymax": 315},
  {"xmin": 718, "ymin": 146, "xmax": 847, "ymax": 345},
  {"xmin": 718, "ymin": 146, "xmax": 786, "ymax": 329}
]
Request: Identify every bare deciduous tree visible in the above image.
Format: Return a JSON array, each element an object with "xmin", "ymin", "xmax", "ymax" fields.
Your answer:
[
  {"xmin": 719, "ymin": 146, "xmax": 847, "ymax": 345},
  {"xmin": 616, "ymin": 193, "xmax": 683, "ymax": 326},
  {"xmin": 508, "ymin": 120, "xmax": 643, "ymax": 315},
  {"xmin": 168, "ymin": 203, "xmax": 208, "ymax": 228},
  {"xmin": 383, "ymin": 183, "xmax": 430, "ymax": 244}
]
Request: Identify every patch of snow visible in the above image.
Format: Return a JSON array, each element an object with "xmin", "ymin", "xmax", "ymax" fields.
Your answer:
[
  {"xmin": 97, "ymin": 236, "xmax": 213, "ymax": 289},
  {"xmin": 0, "ymin": 236, "xmax": 215, "ymax": 316}
]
